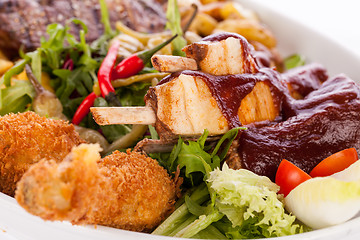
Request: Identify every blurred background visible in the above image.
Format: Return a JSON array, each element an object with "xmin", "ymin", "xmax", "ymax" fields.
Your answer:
[{"xmin": 255, "ymin": 0, "xmax": 360, "ymax": 57}]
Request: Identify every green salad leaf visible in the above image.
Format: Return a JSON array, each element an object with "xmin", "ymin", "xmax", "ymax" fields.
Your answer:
[
  {"xmin": 0, "ymin": 20, "xmax": 101, "ymax": 118},
  {"xmin": 0, "ymin": 80, "xmax": 35, "ymax": 115},
  {"xmin": 284, "ymin": 54, "xmax": 306, "ymax": 70},
  {"xmin": 154, "ymin": 128, "xmax": 241, "ymax": 187},
  {"xmin": 166, "ymin": 0, "xmax": 187, "ymax": 56},
  {"xmin": 93, "ymin": 97, "xmax": 132, "ymax": 143},
  {"xmin": 153, "ymin": 129, "xmax": 304, "ymax": 239},
  {"xmin": 1, "ymin": 58, "xmax": 29, "ymax": 88},
  {"xmin": 208, "ymin": 164, "xmax": 302, "ymax": 238}
]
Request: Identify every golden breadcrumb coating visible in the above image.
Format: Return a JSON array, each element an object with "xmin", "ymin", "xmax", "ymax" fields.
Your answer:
[
  {"xmin": 15, "ymin": 144, "xmax": 179, "ymax": 232},
  {"xmin": 0, "ymin": 111, "xmax": 84, "ymax": 196}
]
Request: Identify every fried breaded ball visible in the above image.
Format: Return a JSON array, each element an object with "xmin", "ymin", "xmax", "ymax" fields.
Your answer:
[
  {"xmin": 15, "ymin": 144, "xmax": 179, "ymax": 232},
  {"xmin": 0, "ymin": 111, "xmax": 84, "ymax": 196}
]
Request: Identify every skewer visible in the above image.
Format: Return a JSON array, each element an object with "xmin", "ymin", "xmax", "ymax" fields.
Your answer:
[
  {"xmin": 151, "ymin": 55, "xmax": 198, "ymax": 73},
  {"xmin": 91, "ymin": 106, "xmax": 156, "ymax": 125}
]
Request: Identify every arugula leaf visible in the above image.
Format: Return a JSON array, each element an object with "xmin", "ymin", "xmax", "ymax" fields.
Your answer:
[
  {"xmin": 28, "ymin": 49, "xmax": 42, "ymax": 84},
  {"xmin": 90, "ymin": 0, "xmax": 117, "ymax": 56},
  {"xmin": 99, "ymin": 0, "xmax": 114, "ymax": 37},
  {"xmin": 148, "ymin": 125, "xmax": 159, "ymax": 140},
  {"xmin": 0, "ymin": 80, "xmax": 35, "ymax": 115},
  {"xmin": 166, "ymin": 0, "xmax": 187, "ymax": 56},
  {"xmin": 2, "ymin": 58, "xmax": 29, "ymax": 88},
  {"xmin": 164, "ymin": 128, "xmax": 241, "ymax": 186},
  {"xmin": 284, "ymin": 54, "xmax": 306, "ymax": 70},
  {"xmin": 54, "ymin": 68, "xmax": 94, "ymax": 118},
  {"xmin": 115, "ymin": 81, "xmax": 152, "ymax": 106}
]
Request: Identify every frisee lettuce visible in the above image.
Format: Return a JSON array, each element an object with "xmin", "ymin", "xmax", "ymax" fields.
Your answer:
[
  {"xmin": 208, "ymin": 164, "xmax": 303, "ymax": 238},
  {"xmin": 153, "ymin": 129, "xmax": 304, "ymax": 239}
]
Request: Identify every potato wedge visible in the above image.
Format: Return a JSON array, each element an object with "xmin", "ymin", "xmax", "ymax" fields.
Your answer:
[{"xmin": 214, "ymin": 19, "xmax": 277, "ymax": 49}]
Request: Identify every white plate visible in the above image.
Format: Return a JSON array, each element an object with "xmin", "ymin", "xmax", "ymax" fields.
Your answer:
[{"xmin": 1, "ymin": 1, "xmax": 360, "ymax": 239}]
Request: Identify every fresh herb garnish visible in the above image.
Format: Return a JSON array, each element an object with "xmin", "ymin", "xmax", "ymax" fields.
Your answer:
[{"xmin": 284, "ymin": 54, "xmax": 306, "ymax": 70}]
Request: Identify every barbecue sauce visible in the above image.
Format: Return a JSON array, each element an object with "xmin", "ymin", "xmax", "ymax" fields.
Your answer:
[
  {"xmin": 152, "ymin": 32, "xmax": 360, "ymax": 181},
  {"xmin": 238, "ymin": 75, "xmax": 360, "ymax": 180}
]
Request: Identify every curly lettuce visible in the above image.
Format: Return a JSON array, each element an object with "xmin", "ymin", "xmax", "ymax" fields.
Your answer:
[
  {"xmin": 208, "ymin": 164, "xmax": 302, "ymax": 238},
  {"xmin": 152, "ymin": 129, "xmax": 304, "ymax": 239}
]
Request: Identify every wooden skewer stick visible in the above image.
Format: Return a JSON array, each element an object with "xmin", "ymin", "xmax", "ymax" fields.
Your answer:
[
  {"xmin": 91, "ymin": 107, "xmax": 156, "ymax": 125},
  {"xmin": 151, "ymin": 55, "xmax": 198, "ymax": 73}
]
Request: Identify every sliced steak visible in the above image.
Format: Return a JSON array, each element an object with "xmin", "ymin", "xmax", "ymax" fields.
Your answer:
[
  {"xmin": 0, "ymin": 0, "xmax": 166, "ymax": 59},
  {"xmin": 0, "ymin": 0, "xmax": 31, "ymax": 57},
  {"xmin": 17, "ymin": 0, "xmax": 49, "ymax": 51},
  {"xmin": 70, "ymin": 0, "xmax": 103, "ymax": 43},
  {"xmin": 109, "ymin": 0, "xmax": 166, "ymax": 33},
  {"xmin": 43, "ymin": 0, "xmax": 79, "ymax": 38},
  {"xmin": 233, "ymin": 74, "xmax": 360, "ymax": 181}
]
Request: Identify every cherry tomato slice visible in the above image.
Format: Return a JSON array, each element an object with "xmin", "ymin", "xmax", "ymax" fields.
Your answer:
[
  {"xmin": 310, "ymin": 148, "xmax": 358, "ymax": 177},
  {"xmin": 275, "ymin": 159, "xmax": 311, "ymax": 197}
]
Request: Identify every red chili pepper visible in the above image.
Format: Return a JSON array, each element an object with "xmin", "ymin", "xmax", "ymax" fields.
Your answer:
[
  {"xmin": 72, "ymin": 92, "xmax": 98, "ymax": 125},
  {"xmin": 98, "ymin": 40, "xmax": 120, "ymax": 98},
  {"xmin": 111, "ymin": 34, "xmax": 178, "ymax": 80}
]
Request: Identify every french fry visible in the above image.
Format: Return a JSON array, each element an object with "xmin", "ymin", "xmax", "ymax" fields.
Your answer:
[
  {"xmin": 199, "ymin": 2, "xmax": 225, "ymax": 21},
  {"xmin": 111, "ymin": 34, "xmax": 144, "ymax": 58},
  {"xmin": 0, "ymin": 49, "xmax": 8, "ymax": 60},
  {"xmin": 220, "ymin": 2, "xmax": 258, "ymax": 22},
  {"xmin": 189, "ymin": 13, "xmax": 218, "ymax": 36},
  {"xmin": 116, "ymin": 21, "xmax": 171, "ymax": 45},
  {"xmin": 214, "ymin": 19, "xmax": 277, "ymax": 49},
  {"xmin": 0, "ymin": 59, "xmax": 14, "ymax": 76},
  {"xmin": 146, "ymin": 36, "xmax": 173, "ymax": 56},
  {"xmin": 200, "ymin": 0, "xmax": 225, "ymax": 4},
  {"xmin": 13, "ymin": 70, "xmax": 28, "ymax": 81},
  {"xmin": 184, "ymin": 31, "xmax": 202, "ymax": 44}
]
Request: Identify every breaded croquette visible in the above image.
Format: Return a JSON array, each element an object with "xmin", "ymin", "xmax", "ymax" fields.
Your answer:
[
  {"xmin": 15, "ymin": 144, "xmax": 179, "ymax": 232},
  {"xmin": 0, "ymin": 111, "xmax": 84, "ymax": 196}
]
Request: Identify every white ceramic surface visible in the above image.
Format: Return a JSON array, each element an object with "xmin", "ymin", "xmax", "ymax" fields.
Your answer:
[{"xmin": 1, "ymin": 1, "xmax": 360, "ymax": 239}]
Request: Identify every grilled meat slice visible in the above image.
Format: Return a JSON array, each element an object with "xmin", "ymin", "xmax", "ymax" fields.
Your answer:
[
  {"xmin": 0, "ymin": 0, "xmax": 166, "ymax": 59},
  {"xmin": 281, "ymin": 63, "xmax": 328, "ymax": 99},
  {"xmin": 238, "ymin": 80, "xmax": 279, "ymax": 125},
  {"xmin": 182, "ymin": 32, "xmax": 258, "ymax": 75},
  {"xmin": 144, "ymin": 69, "xmax": 281, "ymax": 140},
  {"xmin": 92, "ymin": 33, "xmax": 282, "ymax": 140},
  {"xmin": 231, "ymin": 74, "xmax": 360, "ymax": 181},
  {"xmin": 147, "ymin": 73, "xmax": 229, "ymax": 139}
]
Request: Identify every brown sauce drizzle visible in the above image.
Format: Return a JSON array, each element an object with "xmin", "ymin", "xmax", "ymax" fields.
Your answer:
[
  {"xmin": 178, "ymin": 69, "xmax": 285, "ymax": 128},
  {"xmin": 193, "ymin": 32, "xmax": 257, "ymax": 74},
  {"xmin": 238, "ymin": 75, "xmax": 360, "ymax": 180},
  {"xmin": 150, "ymin": 32, "xmax": 360, "ymax": 180},
  {"xmin": 281, "ymin": 63, "xmax": 328, "ymax": 97}
]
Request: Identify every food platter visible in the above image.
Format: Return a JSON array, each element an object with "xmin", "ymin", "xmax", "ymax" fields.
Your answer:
[
  {"xmin": 0, "ymin": 191, "xmax": 360, "ymax": 240},
  {"xmin": 1, "ymin": 0, "xmax": 360, "ymax": 239}
]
